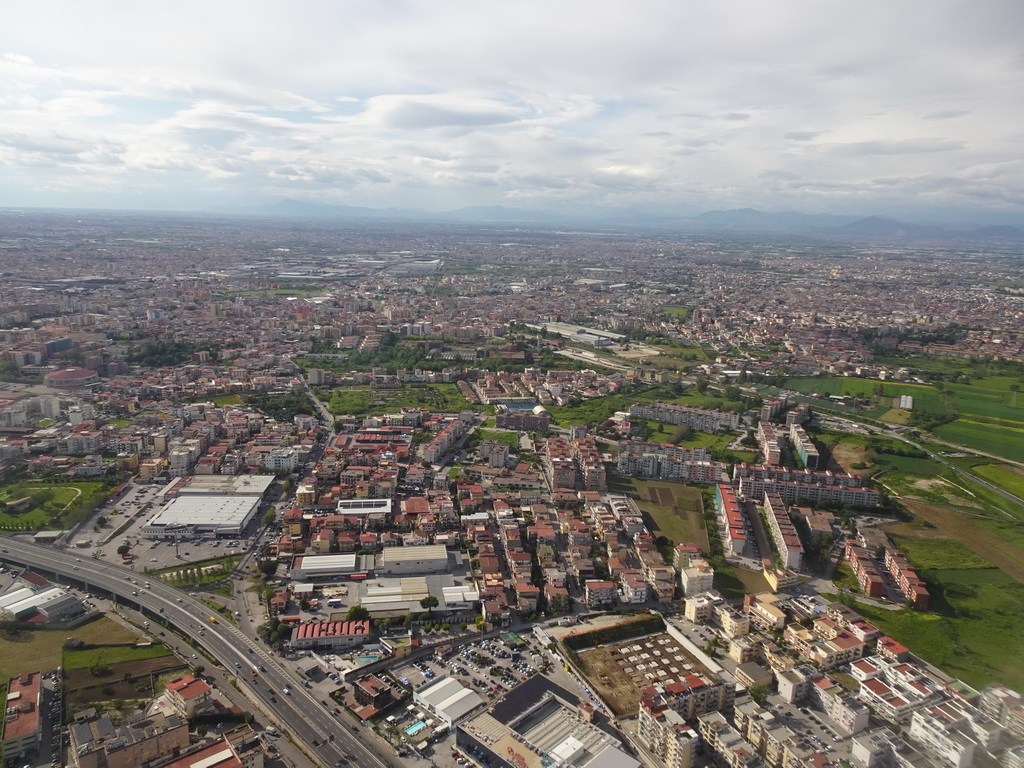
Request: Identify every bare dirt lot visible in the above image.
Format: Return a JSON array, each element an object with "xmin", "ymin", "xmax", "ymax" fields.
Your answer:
[
  {"xmin": 576, "ymin": 633, "xmax": 712, "ymax": 716},
  {"xmin": 829, "ymin": 442, "xmax": 871, "ymax": 477}
]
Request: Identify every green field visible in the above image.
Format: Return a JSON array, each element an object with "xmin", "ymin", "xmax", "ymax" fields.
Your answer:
[
  {"xmin": 324, "ymin": 383, "xmax": 473, "ymax": 416},
  {"xmin": 663, "ymin": 306, "xmax": 692, "ymax": 320},
  {"xmin": 853, "ymin": 568, "xmax": 1024, "ymax": 690},
  {"xmin": 888, "ymin": 532, "xmax": 992, "ymax": 570},
  {"xmin": 63, "ymin": 643, "xmax": 172, "ymax": 670},
  {"xmin": 547, "ymin": 385, "xmax": 742, "ymax": 428},
  {"xmin": 639, "ymin": 423, "xmax": 757, "ymax": 464},
  {"xmin": 211, "ymin": 394, "xmax": 244, "ymax": 406},
  {"xmin": 0, "ymin": 617, "xmax": 141, "ymax": 684},
  {"xmin": 469, "ymin": 429, "xmax": 520, "ymax": 450},
  {"xmin": 872, "ymin": 454, "xmax": 941, "ymax": 476},
  {"xmin": 970, "ymin": 463, "xmax": 1024, "ymax": 499},
  {"xmin": 933, "ymin": 418, "xmax": 1024, "ymax": 463},
  {"xmin": 784, "ymin": 377, "xmax": 952, "ymax": 415}
]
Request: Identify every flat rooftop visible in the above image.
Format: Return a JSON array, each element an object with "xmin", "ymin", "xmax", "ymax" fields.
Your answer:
[{"xmin": 145, "ymin": 495, "xmax": 259, "ymax": 530}]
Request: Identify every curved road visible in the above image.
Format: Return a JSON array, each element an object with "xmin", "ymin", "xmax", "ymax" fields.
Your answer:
[{"xmin": 0, "ymin": 539, "xmax": 396, "ymax": 768}]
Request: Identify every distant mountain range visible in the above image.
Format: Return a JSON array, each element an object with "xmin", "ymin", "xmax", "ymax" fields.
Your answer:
[{"xmin": 204, "ymin": 200, "xmax": 1024, "ymax": 241}]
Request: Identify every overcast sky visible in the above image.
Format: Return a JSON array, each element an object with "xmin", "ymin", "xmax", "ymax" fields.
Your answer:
[{"xmin": 2, "ymin": 1, "xmax": 1023, "ymax": 221}]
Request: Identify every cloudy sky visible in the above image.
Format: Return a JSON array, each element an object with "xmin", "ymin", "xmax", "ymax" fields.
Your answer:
[{"xmin": 2, "ymin": 1, "xmax": 1023, "ymax": 221}]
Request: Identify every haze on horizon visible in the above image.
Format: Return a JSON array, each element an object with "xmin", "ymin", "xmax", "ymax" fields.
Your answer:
[{"xmin": 2, "ymin": 1, "xmax": 1023, "ymax": 225}]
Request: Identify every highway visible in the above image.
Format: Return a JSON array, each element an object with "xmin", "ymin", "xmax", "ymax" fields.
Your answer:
[{"xmin": 0, "ymin": 539, "xmax": 396, "ymax": 768}]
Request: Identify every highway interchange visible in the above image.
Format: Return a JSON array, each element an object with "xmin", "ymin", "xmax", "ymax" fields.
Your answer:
[{"xmin": 1, "ymin": 539, "xmax": 396, "ymax": 768}]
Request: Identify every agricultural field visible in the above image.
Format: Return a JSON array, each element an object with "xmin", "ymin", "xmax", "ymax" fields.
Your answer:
[
  {"xmin": 784, "ymin": 377, "xmax": 952, "ymax": 415},
  {"xmin": 606, "ymin": 473, "xmax": 709, "ymax": 551},
  {"xmin": 65, "ymin": 655, "xmax": 186, "ymax": 706},
  {"xmin": 933, "ymin": 418, "xmax": 1024, "ymax": 463},
  {"xmin": 0, "ymin": 616, "xmax": 141, "ymax": 686},
  {"xmin": 969, "ymin": 463, "xmax": 1024, "ymax": 499}
]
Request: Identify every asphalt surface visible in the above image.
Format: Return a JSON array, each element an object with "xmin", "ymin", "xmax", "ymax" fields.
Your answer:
[{"xmin": 0, "ymin": 538, "xmax": 397, "ymax": 768}]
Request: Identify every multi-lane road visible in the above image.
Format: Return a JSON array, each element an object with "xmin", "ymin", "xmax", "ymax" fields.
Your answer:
[{"xmin": 1, "ymin": 539, "xmax": 396, "ymax": 768}]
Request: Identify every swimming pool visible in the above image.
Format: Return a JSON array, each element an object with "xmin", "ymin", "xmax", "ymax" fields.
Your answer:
[
  {"xmin": 405, "ymin": 721, "xmax": 426, "ymax": 736},
  {"xmin": 358, "ymin": 655, "xmax": 380, "ymax": 663}
]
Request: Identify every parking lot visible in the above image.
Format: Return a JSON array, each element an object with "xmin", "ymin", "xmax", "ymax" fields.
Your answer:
[
  {"xmin": 63, "ymin": 481, "xmax": 264, "ymax": 577},
  {"xmin": 768, "ymin": 695, "xmax": 854, "ymax": 761}
]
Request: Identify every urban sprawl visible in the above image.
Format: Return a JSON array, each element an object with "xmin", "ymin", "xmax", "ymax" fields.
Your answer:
[{"xmin": 0, "ymin": 210, "xmax": 1023, "ymax": 768}]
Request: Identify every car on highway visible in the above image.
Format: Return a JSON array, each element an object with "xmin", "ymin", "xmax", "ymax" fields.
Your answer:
[{"xmin": 208, "ymin": 616, "xmax": 217, "ymax": 623}]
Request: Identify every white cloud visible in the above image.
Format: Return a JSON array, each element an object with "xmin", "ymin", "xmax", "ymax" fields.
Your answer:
[{"xmin": 0, "ymin": 1, "xmax": 1021, "ymax": 218}]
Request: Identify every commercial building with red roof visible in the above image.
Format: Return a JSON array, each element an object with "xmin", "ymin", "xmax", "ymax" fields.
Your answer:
[{"xmin": 288, "ymin": 619, "xmax": 371, "ymax": 650}]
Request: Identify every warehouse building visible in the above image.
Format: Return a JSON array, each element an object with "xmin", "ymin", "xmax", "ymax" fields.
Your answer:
[
  {"xmin": 141, "ymin": 495, "xmax": 261, "ymax": 539},
  {"xmin": 0, "ymin": 584, "xmax": 84, "ymax": 623},
  {"xmin": 288, "ymin": 553, "xmax": 360, "ymax": 581},
  {"xmin": 378, "ymin": 544, "xmax": 450, "ymax": 575},
  {"xmin": 414, "ymin": 677, "xmax": 485, "ymax": 728}
]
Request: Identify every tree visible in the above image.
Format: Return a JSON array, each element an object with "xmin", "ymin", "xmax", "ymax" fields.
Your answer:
[
  {"xmin": 116, "ymin": 544, "xmax": 131, "ymax": 556},
  {"xmin": 0, "ymin": 608, "xmax": 18, "ymax": 637},
  {"xmin": 420, "ymin": 596, "xmax": 439, "ymax": 616},
  {"xmin": 261, "ymin": 509, "xmax": 277, "ymax": 527},
  {"xmin": 346, "ymin": 605, "xmax": 370, "ymax": 621},
  {"xmin": 748, "ymin": 684, "xmax": 769, "ymax": 706},
  {"xmin": 258, "ymin": 560, "xmax": 278, "ymax": 577}
]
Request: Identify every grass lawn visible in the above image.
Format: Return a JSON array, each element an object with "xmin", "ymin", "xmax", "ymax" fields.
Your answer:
[
  {"xmin": 63, "ymin": 643, "xmax": 172, "ymax": 670},
  {"xmin": 0, "ymin": 480, "xmax": 109, "ymax": 530},
  {"xmin": 150, "ymin": 554, "xmax": 241, "ymax": 586},
  {"xmin": 0, "ymin": 617, "xmax": 141, "ymax": 684},
  {"xmin": 211, "ymin": 394, "xmax": 244, "ymax": 406}
]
